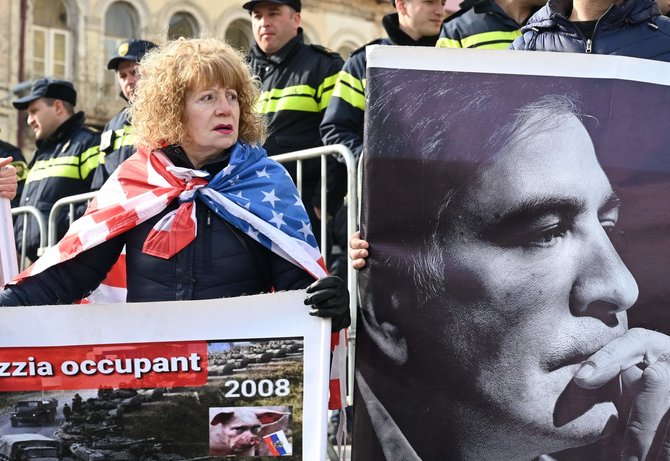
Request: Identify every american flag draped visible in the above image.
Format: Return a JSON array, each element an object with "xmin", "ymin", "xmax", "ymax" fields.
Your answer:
[
  {"xmin": 10, "ymin": 141, "xmax": 346, "ymax": 413},
  {"xmin": 14, "ymin": 141, "xmax": 327, "ymax": 282}
]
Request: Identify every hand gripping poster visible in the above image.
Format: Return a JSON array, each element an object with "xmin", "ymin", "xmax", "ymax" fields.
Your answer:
[
  {"xmin": 0, "ymin": 291, "xmax": 330, "ymax": 460},
  {"xmin": 353, "ymin": 46, "xmax": 670, "ymax": 461}
]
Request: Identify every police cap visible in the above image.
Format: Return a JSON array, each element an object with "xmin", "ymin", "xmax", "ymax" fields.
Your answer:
[
  {"xmin": 12, "ymin": 78, "xmax": 77, "ymax": 110},
  {"xmin": 243, "ymin": 0, "xmax": 301, "ymax": 12},
  {"xmin": 107, "ymin": 39, "xmax": 158, "ymax": 70}
]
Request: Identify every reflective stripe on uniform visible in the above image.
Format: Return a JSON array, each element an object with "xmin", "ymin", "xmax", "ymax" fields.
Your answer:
[
  {"xmin": 113, "ymin": 125, "xmax": 136, "ymax": 151},
  {"xmin": 256, "ymin": 84, "xmax": 321, "ymax": 113},
  {"xmin": 460, "ymin": 30, "xmax": 522, "ymax": 48},
  {"xmin": 26, "ymin": 145, "xmax": 100, "ymax": 183},
  {"xmin": 80, "ymin": 145, "xmax": 101, "ymax": 179},
  {"xmin": 332, "ymin": 71, "xmax": 366, "ymax": 110},
  {"xmin": 316, "ymin": 73, "xmax": 340, "ymax": 111},
  {"xmin": 98, "ymin": 125, "xmax": 135, "ymax": 165},
  {"xmin": 436, "ymin": 37, "xmax": 463, "ymax": 48}
]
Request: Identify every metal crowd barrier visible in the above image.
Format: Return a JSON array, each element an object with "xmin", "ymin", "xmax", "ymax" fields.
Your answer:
[
  {"xmin": 47, "ymin": 191, "xmax": 97, "ymax": 247},
  {"xmin": 272, "ymin": 145, "xmax": 358, "ymax": 319},
  {"xmin": 10, "ymin": 205, "xmax": 47, "ymax": 271},
  {"xmin": 273, "ymin": 145, "xmax": 359, "ymax": 402}
]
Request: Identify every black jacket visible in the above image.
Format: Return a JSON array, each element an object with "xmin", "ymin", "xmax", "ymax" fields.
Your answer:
[
  {"xmin": 248, "ymin": 30, "xmax": 345, "ymax": 214},
  {"xmin": 438, "ymin": 0, "xmax": 539, "ymax": 49},
  {"xmin": 15, "ymin": 112, "xmax": 100, "ymax": 261},
  {"xmin": 320, "ymin": 13, "xmax": 439, "ymax": 162},
  {"xmin": 0, "ymin": 146, "xmax": 313, "ymax": 306},
  {"xmin": 511, "ymin": 0, "xmax": 670, "ymax": 59},
  {"xmin": 91, "ymin": 106, "xmax": 136, "ymax": 190},
  {"xmin": 319, "ymin": 13, "xmax": 439, "ymax": 209}
]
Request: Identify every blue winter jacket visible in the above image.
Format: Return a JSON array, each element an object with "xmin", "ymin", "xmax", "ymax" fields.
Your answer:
[{"xmin": 510, "ymin": 0, "xmax": 670, "ymax": 61}]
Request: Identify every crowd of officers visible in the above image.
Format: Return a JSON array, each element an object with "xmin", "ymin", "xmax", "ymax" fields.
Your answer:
[{"xmin": 1, "ymin": 0, "xmax": 670, "ymax": 268}]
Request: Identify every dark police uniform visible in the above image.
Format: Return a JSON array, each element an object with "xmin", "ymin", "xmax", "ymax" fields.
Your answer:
[
  {"xmin": 320, "ymin": 13, "xmax": 438, "ymax": 161},
  {"xmin": 248, "ymin": 29, "xmax": 345, "ymax": 234},
  {"xmin": 92, "ymin": 39, "xmax": 157, "ymax": 190},
  {"xmin": 91, "ymin": 106, "xmax": 134, "ymax": 190},
  {"xmin": 437, "ymin": 0, "xmax": 540, "ymax": 49},
  {"xmin": 319, "ymin": 12, "xmax": 439, "ymax": 277},
  {"xmin": 15, "ymin": 112, "xmax": 100, "ymax": 261}
]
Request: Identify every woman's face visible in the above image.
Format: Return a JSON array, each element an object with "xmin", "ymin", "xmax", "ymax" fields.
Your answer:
[
  {"xmin": 182, "ymin": 85, "xmax": 240, "ymax": 168},
  {"xmin": 404, "ymin": 114, "xmax": 640, "ymax": 456}
]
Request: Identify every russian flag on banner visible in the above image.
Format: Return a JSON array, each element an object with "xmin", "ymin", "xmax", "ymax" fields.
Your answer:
[{"xmin": 263, "ymin": 430, "xmax": 292, "ymax": 456}]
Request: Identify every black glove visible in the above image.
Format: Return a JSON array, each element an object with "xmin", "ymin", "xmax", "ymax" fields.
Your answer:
[{"xmin": 304, "ymin": 276, "xmax": 351, "ymax": 332}]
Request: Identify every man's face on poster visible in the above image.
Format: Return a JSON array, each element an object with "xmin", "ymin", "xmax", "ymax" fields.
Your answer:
[{"xmin": 403, "ymin": 114, "xmax": 640, "ymax": 450}]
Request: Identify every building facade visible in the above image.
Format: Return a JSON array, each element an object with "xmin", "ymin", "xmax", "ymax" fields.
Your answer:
[{"xmin": 0, "ymin": 0, "xmax": 394, "ymax": 157}]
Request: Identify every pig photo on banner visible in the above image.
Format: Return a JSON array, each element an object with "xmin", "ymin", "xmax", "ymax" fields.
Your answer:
[{"xmin": 353, "ymin": 46, "xmax": 670, "ymax": 461}]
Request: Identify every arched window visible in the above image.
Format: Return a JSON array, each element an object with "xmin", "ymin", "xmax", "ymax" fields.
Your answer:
[
  {"xmin": 31, "ymin": 0, "xmax": 72, "ymax": 79},
  {"xmin": 105, "ymin": 2, "xmax": 138, "ymax": 38},
  {"xmin": 167, "ymin": 12, "xmax": 199, "ymax": 40},
  {"xmin": 225, "ymin": 19, "xmax": 253, "ymax": 52},
  {"xmin": 103, "ymin": 2, "xmax": 140, "ymax": 97}
]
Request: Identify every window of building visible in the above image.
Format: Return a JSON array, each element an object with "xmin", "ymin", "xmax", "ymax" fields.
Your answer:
[
  {"xmin": 168, "ymin": 12, "xmax": 199, "ymax": 40},
  {"xmin": 103, "ymin": 2, "xmax": 140, "ymax": 97},
  {"xmin": 31, "ymin": 0, "xmax": 72, "ymax": 80},
  {"xmin": 225, "ymin": 19, "xmax": 253, "ymax": 52}
]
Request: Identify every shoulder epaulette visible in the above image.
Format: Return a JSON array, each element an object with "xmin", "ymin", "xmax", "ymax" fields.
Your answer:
[
  {"xmin": 308, "ymin": 43, "xmax": 342, "ymax": 59},
  {"xmin": 351, "ymin": 38, "xmax": 385, "ymax": 57},
  {"xmin": 84, "ymin": 125, "xmax": 101, "ymax": 134},
  {"xmin": 444, "ymin": 4, "xmax": 472, "ymax": 23}
]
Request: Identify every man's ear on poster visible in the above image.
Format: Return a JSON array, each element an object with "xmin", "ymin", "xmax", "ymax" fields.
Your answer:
[{"xmin": 359, "ymin": 259, "xmax": 411, "ymax": 367}]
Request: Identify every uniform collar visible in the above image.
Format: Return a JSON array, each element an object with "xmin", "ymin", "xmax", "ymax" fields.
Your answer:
[
  {"xmin": 250, "ymin": 28, "xmax": 304, "ymax": 65},
  {"xmin": 473, "ymin": 0, "xmax": 539, "ymax": 25},
  {"xmin": 382, "ymin": 13, "xmax": 439, "ymax": 47}
]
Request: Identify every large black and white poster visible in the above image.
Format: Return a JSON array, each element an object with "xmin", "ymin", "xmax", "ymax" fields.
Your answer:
[{"xmin": 353, "ymin": 46, "xmax": 670, "ymax": 460}]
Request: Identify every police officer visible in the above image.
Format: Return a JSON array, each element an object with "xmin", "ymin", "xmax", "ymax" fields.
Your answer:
[
  {"xmin": 245, "ymin": 0, "xmax": 344, "ymax": 246},
  {"xmin": 320, "ymin": 0, "xmax": 446, "ymax": 278},
  {"xmin": 320, "ymin": 0, "xmax": 446, "ymax": 162},
  {"xmin": 437, "ymin": 0, "xmax": 545, "ymax": 50},
  {"xmin": 91, "ymin": 39, "xmax": 158, "ymax": 190},
  {"xmin": 12, "ymin": 78, "xmax": 100, "ymax": 261}
]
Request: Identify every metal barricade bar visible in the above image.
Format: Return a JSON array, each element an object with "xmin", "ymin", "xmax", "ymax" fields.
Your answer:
[
  {"xmin": 10, "ymin": 206, "xmax": 47, "ymax": 271},
  {"xmin": 47, "ymin": 191, "xmax": 97, "ymax": 247},
  {"xmin": 273, "ymin": 145, "xmax": 358, "ymax": 402}
]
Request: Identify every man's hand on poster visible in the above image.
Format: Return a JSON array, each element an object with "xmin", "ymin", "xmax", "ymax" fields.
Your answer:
[
  {"xmin": 349, "ymin": 231, "xmax": 369, "ymax": 270},
  {"xmin": 0, "ymin": 157, "xmax": 18, "ymax": 201},
  {"xmin": 574, "ymin": 328, "xmax": 670, "ymax": 460},
  {"xmin": 304, "ymin": 276, "xmax": 351, "ymax": 331}
]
